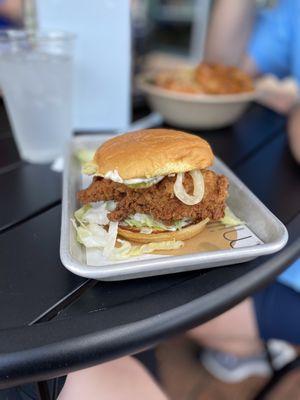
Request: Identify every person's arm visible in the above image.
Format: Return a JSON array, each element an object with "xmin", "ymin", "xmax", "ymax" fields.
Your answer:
[
  {"xmin": 0, "ymin": 0, "xmax": 22, "ymax": 22},
  {"xmin": 205, "ymin": 0, "xmax": 257, "ymax": 75}
]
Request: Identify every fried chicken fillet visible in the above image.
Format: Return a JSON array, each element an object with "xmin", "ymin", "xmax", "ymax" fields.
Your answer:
[{"xmin": 78, "ymin": 170, "xmax": 228, "ymax": 225}]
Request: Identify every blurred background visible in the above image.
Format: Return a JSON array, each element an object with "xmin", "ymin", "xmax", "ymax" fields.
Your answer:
[
  {"xmin": 0, "ymin": 0, "xmax": 295, "ymax": 116},
  {"xmin": 0, "ymin": 1, "xmax": 299, "ymax": 399},
  {"xmin": 0, "ymin": 0, "xmax": 277, "ymax": 74},
  {"xmin": 132, "ymin": 0, "xmax": 276, "ymax": 74}
]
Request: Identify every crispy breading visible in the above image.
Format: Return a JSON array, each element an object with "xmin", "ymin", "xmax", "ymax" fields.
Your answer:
[
  {"xmin": 78, "ymin": 170, "xmax": 228, "ymax": 224},
  {"xmin": 195, "ymin": 63, "xmax": 253, "ymax": 94},
  {"xmin": 155, "ymin": 63, "xmax": 253, "ymax": 95}
]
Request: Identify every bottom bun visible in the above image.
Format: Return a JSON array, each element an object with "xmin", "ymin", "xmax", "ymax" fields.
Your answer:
[{"xmin": 118, "ymin": 218, "xmax": 209, "ymax": 243}]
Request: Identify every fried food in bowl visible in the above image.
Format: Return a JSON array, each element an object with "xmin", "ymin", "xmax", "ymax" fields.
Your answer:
[
  {"xmin": 139, "ymin": 63, "xmax": 257, "ymax": 129},
  {"xmin": 154, "ymin": 63, "xmax": 254, "ymax": 95}
]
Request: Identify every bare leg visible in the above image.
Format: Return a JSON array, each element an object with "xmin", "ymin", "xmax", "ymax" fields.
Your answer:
[
  {"xmin": 188, "ymin": 298, "xmax": 263, "ymax": 356},
  {"xmin": 58, "ymin": 356, "xmax": 167, "ymax": 400}
]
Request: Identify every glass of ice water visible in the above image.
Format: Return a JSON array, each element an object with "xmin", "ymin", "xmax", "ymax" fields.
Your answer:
[{"xmin": 0, "ymin": 30, "xmax": 75, "ymax": 163}]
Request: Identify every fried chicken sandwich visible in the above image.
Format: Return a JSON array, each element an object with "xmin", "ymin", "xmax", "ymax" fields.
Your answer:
[{"xmin": 77, "ymin": 129, "xmax": 228, "ymax": 246}]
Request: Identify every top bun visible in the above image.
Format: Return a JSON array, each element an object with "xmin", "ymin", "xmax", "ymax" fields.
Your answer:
[{"xmin": 93, "ymin": 128, "xmax": 214, "ymax": 180}]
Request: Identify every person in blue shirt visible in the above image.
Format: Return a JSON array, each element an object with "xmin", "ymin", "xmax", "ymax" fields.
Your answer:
[
  {"xmin": 188, "ymin": 0, "xmax": 300, "ymax": 383},
  {"xmin": 205, "ymin": 0, "xmax": 300, "ymax": 162}
]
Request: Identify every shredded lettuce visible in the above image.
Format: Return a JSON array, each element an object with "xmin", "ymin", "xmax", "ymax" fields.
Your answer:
[
  {"xmin": 173, "ymin": 219, "xmax": 191, "ymax": 230},
  {"xmin": 72, "ymin": 205, "xmax": 186, "ymax": 261},
  {"xmin": 75, "ymin": 149, "xmax": 95, "ymax": 164},
  {"xmin": 105, "ymin": 200, "xmax": 117, "ymax": 212},
  {"xmin": 74, "ymin": 204, "xmax": 91, "ymax": 226},
  {"xmin": 75, "ymin": 201, "xmax": 116, "ymax": 226},
  {"xmin": 74, "ymin": 148, "xmax": 97, "ymax": 176},
  {"xmin": 103, "ymin": 221, "xmax": 119, "ymax": 258},
  {"xmin": 111, "ymin": 239, "xmax": 184, "ymax": 260},
  {"xmin": 71, "ymin": 219, "xmax": 109, "ymax": 248},
  {"xmin": 82, "ymin": 162, "xmax": 98, "ymax": 175},
  {"xmin": 72, "ymin": 201, "xmax": 119, "ymax": 256},
  {"xmin": 123, "ymin": 213, "xmax": 191, "ymax": 232},
  {"xmin": 220, "ymin": 207, "xmax": 244, "ymax": 226},
  {"xmin": 72, "ymin": 218, "xmax": 118, "ymax": 254}
]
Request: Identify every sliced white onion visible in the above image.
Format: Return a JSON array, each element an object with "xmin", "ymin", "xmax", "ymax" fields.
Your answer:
[
  {"xmin": 174, "ymin": 170, "xmax": 204, "ymax": 205},
  {"xmin": 103, "ymin": 221, "xmax": 119, "ymax": 258}
]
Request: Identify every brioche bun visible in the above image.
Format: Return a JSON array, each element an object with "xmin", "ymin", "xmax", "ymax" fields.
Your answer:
[
  {"xmin": 93, "ymin": 129, "xmax": 213, "ymax": 180},
  {"xmin": 118, "ymin": 218, "xmax": 209, "ymax": 243}
]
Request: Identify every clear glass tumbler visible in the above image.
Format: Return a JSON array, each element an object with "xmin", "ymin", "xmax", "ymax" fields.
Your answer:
[{"xmin": 0, "ymin": 30, "xmax": 75, "ymax": 163}]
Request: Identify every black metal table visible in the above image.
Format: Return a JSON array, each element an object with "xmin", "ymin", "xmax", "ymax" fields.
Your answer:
[{"xmin": 0, "ymin": 101, "xmax": 299, "ymax": 391}]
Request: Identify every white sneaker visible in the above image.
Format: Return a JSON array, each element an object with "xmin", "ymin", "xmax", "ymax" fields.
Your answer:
[
  {"xmin": 200, "ymin": 340, "xmax": 297, "ymax": 383},
  {"xmin": 200, "ymin": 349, "xmax": 271, "ymax": 383},
  {"xmin": 268, "ymin": 339, "xmax": 297, "ymax": 369}
]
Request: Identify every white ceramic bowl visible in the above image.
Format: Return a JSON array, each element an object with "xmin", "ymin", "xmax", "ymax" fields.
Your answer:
[{"xmin": 138, "ymin": 75, "xmax": 258, "ymax": 129}]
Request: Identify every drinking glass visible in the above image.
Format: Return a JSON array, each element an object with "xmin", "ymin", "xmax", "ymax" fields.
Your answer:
[{"xmin": 0, "ymin": 30, "xmax": 75, "ymax": 163}]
